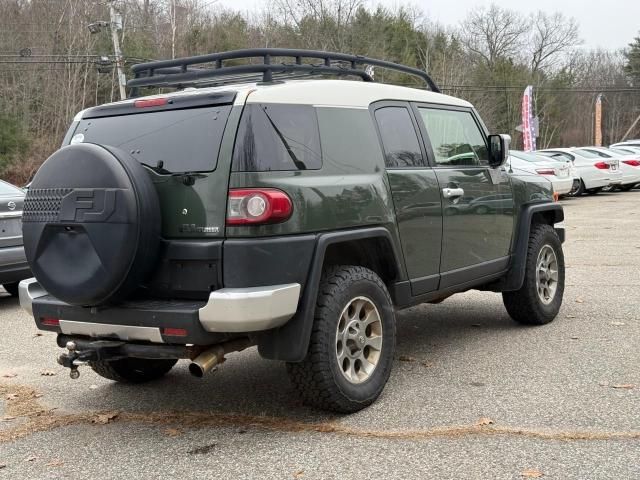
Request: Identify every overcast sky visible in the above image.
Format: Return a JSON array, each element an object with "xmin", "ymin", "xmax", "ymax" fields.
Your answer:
[{"xmin": 216, "ymin": 0, "xmax": 639, "ymax": 50}]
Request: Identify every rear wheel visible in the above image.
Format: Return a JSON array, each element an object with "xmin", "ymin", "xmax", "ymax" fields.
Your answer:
[
  {"xmin": 620, "ymin": 184, "xmax": 636, "ymax": 192},
  {"xmin": 90, "ymin": 358, "xmax": 177, "ymax": 383},
  {"xmin": 503, "ymin": 224, "xmax": 565, "ymax": 325},
  {"xmin": 286, "ymin": 266, "xmax": 396, "ymax": 413},
  {"xmin": 2, "ymin": 283, "xmax": 19, "ymax": 297},
  {"xmin": 570, "ymin": 180, "xmax": 585, "ymax": 197}
]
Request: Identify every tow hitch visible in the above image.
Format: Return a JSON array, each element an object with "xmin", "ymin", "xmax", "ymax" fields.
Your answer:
[{"xmin": 55, "ymin": 334, "xmax": 190, "ymax": 379}]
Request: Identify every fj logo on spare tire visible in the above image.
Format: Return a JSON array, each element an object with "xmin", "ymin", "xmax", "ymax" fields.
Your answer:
[{"xmin": 59, "ymin": 189, "xmax": 118, "ymax": 222}]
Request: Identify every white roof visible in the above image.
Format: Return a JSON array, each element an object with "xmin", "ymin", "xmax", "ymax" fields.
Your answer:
[
  {"xmin": 79, "ymin": 79, "xmax": 471, "ymax": 119},
  {"xmin": 243, "ymin": 79, "xmax": 472, "ymax": 108}
]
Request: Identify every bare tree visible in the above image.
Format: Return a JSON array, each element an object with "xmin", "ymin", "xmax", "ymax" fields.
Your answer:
[
  {"xmin": 460, "ymin": 5, "xmax": 529, "ymax": 68},
  {"xmin": 529, "ymin": 12, "xmax": 581, "ymax": 73}
]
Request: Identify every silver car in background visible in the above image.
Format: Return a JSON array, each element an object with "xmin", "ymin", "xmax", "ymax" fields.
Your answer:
[
  {"xmin": 0, "ymin": 180, "xmax": 30, "ymax": 296},
  {"xmin": 508, "ymin": 150, "xmax": 575, "ymax": 196}
]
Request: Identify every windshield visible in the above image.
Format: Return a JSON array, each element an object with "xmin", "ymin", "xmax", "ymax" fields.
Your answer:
[{"xmin": 73, "ymin": 105, "xmax": 232, "ymax": 173}]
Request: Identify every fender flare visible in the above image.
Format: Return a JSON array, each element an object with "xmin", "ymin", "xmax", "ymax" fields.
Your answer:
[
  {"xmin": 499, "ymin": 202, "xmax": 564, "ymax": 292},
  {"xmin": 257, "ymin": 227, "xmax": 403, "ymax": 362}
]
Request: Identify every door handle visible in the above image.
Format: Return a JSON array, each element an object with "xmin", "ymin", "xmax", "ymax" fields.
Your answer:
[{"xmin": 442, "ymin": 187, "xmax": 464, "ymax": 198}]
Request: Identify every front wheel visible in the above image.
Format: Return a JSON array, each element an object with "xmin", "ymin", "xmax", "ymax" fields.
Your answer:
[
  {"xmin": 287, "ymin": 266, "xmax": 396, "ymax": 413},
  {"xmin": 503, "ymin": 224, "xmax": 565, "ymax": 325},
  {"xmin": 90, "ymin": 358, "xmax": 177, "ymax": 383}
]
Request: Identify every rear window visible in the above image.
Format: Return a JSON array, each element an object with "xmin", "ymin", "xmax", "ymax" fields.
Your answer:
[
  {"xmin": 73, "ymin": 105, "xmax": 232, "ymax": 173},
  {"xmin": 0, "ymin": 180, "xmax": 23, "ymax": 196},
  {"xmin": 232, "ymin": 104, "xmax": 322, "ymax": 171}
]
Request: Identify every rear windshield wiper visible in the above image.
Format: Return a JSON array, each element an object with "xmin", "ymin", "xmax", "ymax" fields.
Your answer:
[{"xmin": 260, "ymin": 106, "xmax": 307, "ymax": 170}]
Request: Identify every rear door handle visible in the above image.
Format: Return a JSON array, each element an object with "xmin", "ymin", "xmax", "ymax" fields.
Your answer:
[{"xmin": 442, "ymin": 187, "xmax": 464, "ymax": 198}]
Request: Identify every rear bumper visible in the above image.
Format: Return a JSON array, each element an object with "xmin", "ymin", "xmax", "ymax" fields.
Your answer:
[
  {"xmin": 20, "ymin": 278, "xmax": 300, "ymax": 344},
  {"xmin": 0, "ymin": 246, "xmax": 30, "ymax": 285},
  {"xmin": 551, "ymin": 177, "xmax": 573, "ymax": 195}
]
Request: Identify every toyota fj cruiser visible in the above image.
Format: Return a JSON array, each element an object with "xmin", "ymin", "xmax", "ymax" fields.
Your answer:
[{"xmin": 19, "ymin": 49, "xmax": 565, "ymax": 413}]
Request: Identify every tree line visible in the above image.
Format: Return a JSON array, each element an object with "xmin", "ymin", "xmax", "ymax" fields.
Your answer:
[{"xmin": 1, "ymin": 0, "xmax": 639, "ymax": 184}]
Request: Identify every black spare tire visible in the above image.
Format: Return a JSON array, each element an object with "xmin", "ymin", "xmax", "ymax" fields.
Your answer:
[{"xmin": 22, "ymin": 143, "xmax": 160, "ymax": 306}]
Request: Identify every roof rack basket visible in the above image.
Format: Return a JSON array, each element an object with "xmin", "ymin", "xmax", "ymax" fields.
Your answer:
[{"xmin": 127, "ymin": 48, "xmax": 440, "ymax": 95}]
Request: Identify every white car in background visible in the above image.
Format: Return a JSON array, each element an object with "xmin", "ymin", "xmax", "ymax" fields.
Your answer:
[
  {"xmin": 538, "ymin": 147, "xmax": 622, "ymax": 196},
  {"xmin": 508, "ymin": 150, "xmax": 574, "ymax": 196},
  {"xmin": 576, "ymin": 147, "xmax": 640, "ymax": 191},
  {"xmin": 611, "ymin": 140, "xmax": 640, "ymax": 149}
]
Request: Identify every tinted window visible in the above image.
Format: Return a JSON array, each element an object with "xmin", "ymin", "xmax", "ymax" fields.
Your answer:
[
  {"xmin": 374, "ymin": 107, "xmax": 424, "ymax": 168},
  {"xmin": 232, "ymin": 104, "xmax": 322, "ymax": 171},
  {"xmin": 540, "ymin": 151, "xmax": 574, "ymax": 161},
  {"xmin": 75, "ymin": 105, "xmax": 232, "ymax": 173},
  {"xmin": 573, "ymin": 149, "xmax": 601, "ymax": 159},
  {"xmin": 579, "ymin": 148, "xmax": 611, "ymax": 158},
  {"xmin": 418, "ymin": 108, "xmax": 488, "ymax": 166}
]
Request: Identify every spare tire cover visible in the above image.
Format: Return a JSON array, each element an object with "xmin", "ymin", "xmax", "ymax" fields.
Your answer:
[{"xmin": 22, "ymin": 143, "xmax": 160, "ymax": 306}]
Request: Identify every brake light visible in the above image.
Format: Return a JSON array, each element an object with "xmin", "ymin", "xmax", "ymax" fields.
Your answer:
[
  {"xmin": 134, "ymin": 98, "xmax": 168, "ymax": 108},
  {"xmin": 622, "ymin": 160, "xmax": 640, "ymax": 167},
  {"xmin": 226, "ymin": 188, "xmax": 293, "ymax": 225},
  {"xmin": 535, "ymin": 168, "xmax": 556, "ymax": 175},
  {"xmin": 162, "ymin": 327, "xmax": 187, "ymax": 337},
  {"xmin": 594, "ymin": 162, "xmax": 610, "ymax": 170},
  {"xmin": 41, "ymin": 317, "xmax": 59, "ymax": 326}
]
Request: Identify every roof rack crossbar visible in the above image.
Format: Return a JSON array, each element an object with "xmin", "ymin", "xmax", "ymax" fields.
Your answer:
[{"xmin": 128, "ymin": 48, "xmax": 440, "ymax": 93}]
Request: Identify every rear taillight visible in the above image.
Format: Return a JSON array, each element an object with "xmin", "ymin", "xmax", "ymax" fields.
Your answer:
[
  {"xmin": 594, "ymin": 162, "xmax": 610, "ymax": 170},
  {"xmin": 623, "ymin": 160, "xmax": 640, "ymax": 167},
  {"xmin": 535, "ymin": 168, "xmax": 556, "ymax": 175},
  {"xmin": 41, "ymin": 317, "xmax": 59, "ymax": 326},
  {"xmin": 226, "ymin": 188, "xmax": 293, "ymax": 225}
]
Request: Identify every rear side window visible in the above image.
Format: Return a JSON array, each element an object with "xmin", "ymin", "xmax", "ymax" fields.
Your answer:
[
  {"xmin": 374, "ymin": 107, "xmax": 424, "ymax": 168},
  {"xmin": 75, "ymin": 105, "xmax": 232, "ymax": 173},
  {"xmin": 232, "ymin": 104, "xmax": 322, "ymax": 171}
]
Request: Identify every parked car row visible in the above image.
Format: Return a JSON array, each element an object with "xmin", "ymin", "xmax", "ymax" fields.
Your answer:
[
  {"xmin": 0, "ymin": 180, "xmax": 30, "ymax": 295},
  {"xmin": 534, "ymin": 140, "xmax": 640, "ymax": 196}
]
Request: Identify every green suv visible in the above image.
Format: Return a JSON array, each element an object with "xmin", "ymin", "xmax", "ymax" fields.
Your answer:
[{"xmin": 19, "ymin": 49, "xmax": 565, "ymax": 413}]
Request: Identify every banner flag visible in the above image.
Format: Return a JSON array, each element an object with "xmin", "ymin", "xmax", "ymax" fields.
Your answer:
[
  {"xmin": 521, "ymin": 85, "xmax": 536, "ymax": 152},
  {"xmin": 595, "ymin": 94, "xmax": 603, "ymax": 146}
]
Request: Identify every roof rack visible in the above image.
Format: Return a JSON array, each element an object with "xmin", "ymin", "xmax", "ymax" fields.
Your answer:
[{"xmin": 127, "ymin": 48, "xmax": 440, "ymax": 95}]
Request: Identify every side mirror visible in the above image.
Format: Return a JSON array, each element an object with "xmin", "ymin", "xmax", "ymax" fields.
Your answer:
[{"xmin": 488, "ymin": 134, "xmax": 511, "ymax": 168}]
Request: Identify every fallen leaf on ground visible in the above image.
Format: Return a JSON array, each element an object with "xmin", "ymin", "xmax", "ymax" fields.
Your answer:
[
  {"xmin": 476, "ymin": 417, "xmax": 494, "ymax": 426},
  {"xmin": 46, "ymin": 459, "xmax": 63, "ymax": 467},
  {"xmin": 398, "ymin": 355, "xmax": 416, "ymax": 362},
  {"xmin": 5, "ymin": 393, "xmax": 18, "ymax": 400},
  {"xmin": 421, "ymin": 361, "xmax": 433, "ymax": 367},
  {"xmin": 575, "ymin": 297, "xmax": 584, "ymax": 303},
  {"xmin": 570, "ymin": 336, "xmax": 579, "ymax": 340},
  {"xmin": 611, "ymin": 384, "xmax": 636, "ymax": 390},
  {"xmin": 91, "ymin": 412, "xmax": 119, "ymax": 424},
  {"xmin": 163, "ymin": 428, "xmax": 182, "ymax": 437},
  {"xmin": 1, "ymin": 372, "xmax": 17, "ymax": 378},
  {"xmin": 40, "ymin": 370, "xmax": 56, "ymax": 376},
  {"xmin": 293, "ymin": 470, "xmax": 304, "ymax": 479},
  {"xmin": 520, "ymin": 468, "xmax": 544, "ymax": 478},
  {"xmin": 1, "ymin": 416, "xmax": 16, "ymax": 422},
  {"xmin": 25, "ymin": 457, "xmax": 37, "ymax": 462},
  {"xmin": 33, "ymin": 333, "xmax": 43, "ymax": 337},
  {"xmin": 565, "ymin": 314, "xmax": 576, "ymax": 318},
  {"xmin": 470, "ymin": 381, "xmax": 485, "ymax": 387},
  {"xmin": 0, "ymin": 463, "xmax": 6, "ymax": 469},
  {"xmin": 89, "ymin": 384, "xmax": 98, "ymax": 390},
  {"xmin": 33, "ymin": 393, "xmax": 43, "ymax": 398},
  {"xmin": 610, "ymin": 321, "xmax": 625, "ymax": 326}
]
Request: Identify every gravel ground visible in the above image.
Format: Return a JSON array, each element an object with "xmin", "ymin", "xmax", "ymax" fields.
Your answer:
[{"xmin": 0, "ymin": 192, "xmax": 638, "ymax": 479}]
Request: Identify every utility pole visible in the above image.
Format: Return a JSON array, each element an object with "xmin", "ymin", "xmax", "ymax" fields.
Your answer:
[{"xmin": 108, "ymin": 0, "xmax": 126, "ymax": 100}]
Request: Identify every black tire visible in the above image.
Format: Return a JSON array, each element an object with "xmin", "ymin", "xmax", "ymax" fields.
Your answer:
[
  {"xmin": 474, "ymin": 205, "xmax": 489, "ymax": 215},
  {"xmin": 502, "ymin": 224, "xmax": 565, "ymax": 325},
  {"xmin": 620, "ymin": 184, "xmax": 636, "ymax": 192},
  {"xmin": 90, "ymin": 358, "xmax": 177, "ymax": 383},
  {"xmin": 286, "ymin": 266, "xmax": 396, "ymax": 413},
  {"xmin": 2, "ymin": 283, "xmax": 19, "ymax": 297},
  {"xmin": 570, "ymin": 180, "xmax": 585, "ymax": 197},
  {"xmin": 585, "ymin": 187, "xmax": 602, "ymax": 195}
]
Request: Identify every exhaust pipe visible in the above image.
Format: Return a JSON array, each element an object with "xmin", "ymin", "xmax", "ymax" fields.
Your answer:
[{"xmin": 189, "ymin": 337, "xmax": 253, "ymax": 378}]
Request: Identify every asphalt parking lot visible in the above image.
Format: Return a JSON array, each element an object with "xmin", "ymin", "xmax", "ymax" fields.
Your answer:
[{"xmin": 1, "ymin": 192, "xmax": 639, "ymax": 479}]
